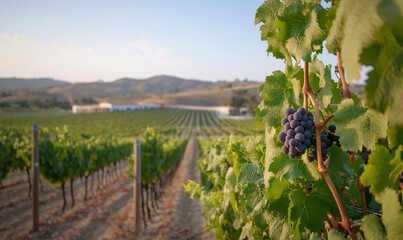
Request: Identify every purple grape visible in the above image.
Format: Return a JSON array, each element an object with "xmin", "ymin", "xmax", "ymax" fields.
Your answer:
[
  {"xmin": 278, "ymin": 132, "xmax": 286, "ymax": 142},
  {"xmin": 295, "ymin": 126, "xmax": 304, "ymax": 133},
  {"xmin": 289, "ymin": 139, "xmax": 297, "ymax": 147},
  {"xmin": 328, "ymin": 124, "xmax": 336, "ymax": 133},
  {"xmin": 284, "ymin": 122, "xmax": 291, "ymax": 132},
  {"xmin": 297, "ymin": 107, "xmax": 307, "ymax": 115},
  {"xmin": 304, "ymin": 131, "xmax": 312, "ymax": 139},
  {"xmin": 295, "ymin": 133, "xmax": 305, "ymax": 142},
  {"xmin": 281, "ymin": 117, "xmax": 289, "ymax": 126},
  {"xmin": 307, "ymin": 120, "xmax": 313, "ymax": 128},
  {"xmin": 281, "ymin": 145, "xmax": 289, "ymax": 154},
  {"xmin": 301, "ymin": 121, "xmax": 307, "ymax": 128},
  {"xmin": 289, "ymin": 146, "xmax": 297, "ymax": 155},
  {"xmin": 293, "ymin": 112, "xmax": 302, "ymax": 121},
  {"xmin": 285, "ymin": 108, "xmax": 295, "ymax": 117},
  {"xmin": 287, "ymin": 129, "xmax": 296, "ymax": 137},
  {"xmin": 290, "ymin": 120, "xmax": 301, "ymax": 128}
]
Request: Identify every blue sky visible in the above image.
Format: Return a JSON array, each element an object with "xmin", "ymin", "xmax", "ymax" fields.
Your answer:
[
  {"xmin": 0, "ymin": 0, "xmax": 286, "ymax": 82},
  {"xmin": 0, "ymin": 0, "xmax": 342, "ymax": 83}
]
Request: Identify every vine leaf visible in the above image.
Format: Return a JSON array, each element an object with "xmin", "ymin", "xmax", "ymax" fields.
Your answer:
[
  {"xmin": 360, "ymin": 214, "xmax": 386, "ymax": 240},
  {"xmin": 288, "ymin": 188, "xmax": 329, "ymax": 238},
  {"xmin": 333, "ymin": 99, "xmax": 388, "ymax": 151},
  {"xmin": 327, "ymin": 0, "xmax": 403, "ymax": 127},
  {"xmin": 255, "ymin": 0, "xmax": 327, "ymax": 64},
  {"xmin": 327, "ymin": 229, "xmax": 347, "ymax": 240},
  {"xmin": 360, "ymin": 146, "xmax": 402, "ymax": 201},
  {"xmin": 380, "ymin": 188, "xmax": 403, "ymax": 240},
  {"xmin": 269, "ymin": 154, "xmax": 315, "ymax": 182},
  {"xmin": 387, "ymin": 127, "xmax": 403, "ymax": 149},
  {"xmin": 257, "ymin": 70, "xmax": 302, "ymax": 128}
]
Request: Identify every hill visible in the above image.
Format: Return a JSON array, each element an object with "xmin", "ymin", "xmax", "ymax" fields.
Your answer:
[
  {"xmin": 0, "ymin": 77, "xmax": 70, "ymax": 91},
  {"xmin": 0, "ymin": 75, "xmax": 260, "ymax": 106}
]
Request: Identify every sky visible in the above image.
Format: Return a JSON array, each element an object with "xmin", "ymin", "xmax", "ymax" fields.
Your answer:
[{"xmin": 0, "ymin": 0, "xmax": 340, "ymax": 83}]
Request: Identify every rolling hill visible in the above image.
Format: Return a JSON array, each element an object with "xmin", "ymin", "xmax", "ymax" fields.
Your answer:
[{"xmin": 0, "ymin": 75, "xmax": 260, "ymax": 106}]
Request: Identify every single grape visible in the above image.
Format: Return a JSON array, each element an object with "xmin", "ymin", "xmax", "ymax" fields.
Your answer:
[
  {"xmin": 281, "ymin": 145, "xmax": 289, "ymax": 154},
  {"xmin": 321, "ymin": 141, "xmax": 326, "ymax": 149},
  {"xmin": 295, "ymin": 126, "xmax": 304, "ymax": 133},
  {"xmin": 281, "ymin": 117, "xmax": 289, "ymax": 126},
  {"xmin": 304, "ymin": 131, "xmax": 312, "ymax": 139},
  {"xmin": 289, "ymin": 146, "xmax": 297, "ymax": 155},
  {"xmin": 328, "ymin": 124, "xmax": 336, "ymax": 133},
  {"xmin": 307, "ymin": 120, "xmax": 313, "ymax": 128},
  {"xmin": 307, "ymin": 112, "xmax": 313, "ymax": 117},
  {"xmin": 278, "ymin": 132, "xmax": 286, "ymax": 142},
  {"xmin": 297, "ymin": 107, "xmax": 307, "ymax": 115},
  {"xmin": 289, "ymin": 139, "xmax": 297, "ymax": 147},
  {"xmin": 362, "ymin": 151, "xmax": 369, "ymax": 161},
  {"xmin": 284, "ymin": 122, "xmax": 291, "ymax": 132},
  {"xmin": 302, "ymin": 115, "xmax": 308, "ymax": 122},
  {"xmin": 287, "ymin": 129, "xmax": 296, "ymax": 137},
  {"xmin": 308, "ymin": 154, "xmax": 315, "ymax": 162},
  {"xmin": 301, "ymin": 121, "xmax": 307, "ymax": 128},
  {"xmin": 285, "ymin": 108, "xmax": 295, "ymax": 117},
  {"xmin": 304, "ymin": 139, "xmax": 311, "ymax": 147},
  {"xmin": 295, "ymin": 133, "xmax": 305, "ymax": 142},
  {"xmin": 293, "ymin": 112, "xmax": 302, "ymax": 121}
]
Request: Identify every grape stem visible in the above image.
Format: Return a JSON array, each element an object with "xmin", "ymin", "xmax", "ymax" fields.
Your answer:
[
  {"xmin": 337, "ymin": 52, "xmax": 351, "ymax": 99},
  {"xmin": 303, "ymin": 61, "xmax": 356, "ymax": 239},
  {"xmin": 357, "ymin": 179, "xmax": 367, "ymax": 216}
]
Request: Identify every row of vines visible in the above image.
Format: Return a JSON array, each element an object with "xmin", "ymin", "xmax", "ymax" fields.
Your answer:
[
  {"xmin": 186, "ymin": 0, "xmax": 402, "ymax": 239},
  {"xmin": 1, "ymin": 126, "xmax": 132, "ymax": 212}
]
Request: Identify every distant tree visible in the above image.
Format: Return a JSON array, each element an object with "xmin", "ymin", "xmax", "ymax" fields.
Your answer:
[
  {"xmin": 0, "ymin": 102, "xmax": 10, "ymax": 107},
  {"xmin": 230, "ymin": 89, "xmax": 248, "ymax": 115}
]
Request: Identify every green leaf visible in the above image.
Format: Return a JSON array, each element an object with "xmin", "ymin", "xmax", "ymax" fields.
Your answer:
[
  {"xmin": 360, "ymin": 214, "xmax": 386, "ymax": 240},
  {"xmin": 387, "ymin": 128, "xmax": 403, "ymax": 149},
  {"xmin": 288, "ymin": 189, "xmax": 329, "ymax": 238},
  {"xmin": 258, "ymin": 70, "xmax": 302, "ymax": 128},
  {"xmin": 326, "ymin": 0, "xmax": 403, "ymax": 127},
  {"xmin": 269, "ymin": 154, "xmax": 314, "ymax": 182},
  {"xmin": 327, "ymin": 229, "xmax": 348, "ymax": 240},
  {"xmin": 380, "ymin": 188, "xmax": 403, "ymax": 239},
  {"xmin": 327, "ymin": 0, "xmax": 384, "ymax": 80},
  {"xmin": 327, "ymin": 145, "xmax": 352, "ymax": 187},
  {"xmin": 362, "ymin": 25, "xmax": 403, "ymax": 127},
  {"xmin": 256, "ymin": 0, "xmax": 327, "ymax": 64},
  {"xmin": 360, "ymin": 146, "xmax": 402, "ymax": 201},
  {"xmin": 333, "ymin": 99, "xmax": 388, "ymax": 151}
]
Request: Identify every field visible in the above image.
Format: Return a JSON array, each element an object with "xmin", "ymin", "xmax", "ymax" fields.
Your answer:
[{"xmin": 0, "ymin": 108, "xmax": 263, "ymax": 239}]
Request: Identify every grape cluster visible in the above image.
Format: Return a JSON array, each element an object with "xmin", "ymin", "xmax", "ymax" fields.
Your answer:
[
  {"xmin": 307, "ymin": 124, "xmax": 340, "ymax": 162},
  {"xmin": 278, "ymin": 107, "xmax": 315, "ymax": 159},
  {"xmin": 361, "ymin": 146, "xmax": 370, "ymax": 164}
]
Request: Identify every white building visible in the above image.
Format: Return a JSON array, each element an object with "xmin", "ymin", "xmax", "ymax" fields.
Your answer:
[{"xmin": 72, "ymin": 102, "xmax": 160, "ymax": 113}]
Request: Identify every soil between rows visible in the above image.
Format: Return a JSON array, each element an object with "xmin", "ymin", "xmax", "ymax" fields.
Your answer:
[{"xmin": 0, "ymin": 129, "xmax": 213, "ymax": 240}]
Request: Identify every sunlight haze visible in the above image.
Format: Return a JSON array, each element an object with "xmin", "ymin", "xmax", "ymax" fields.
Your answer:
[{"xmin": 0, "ymin": 0, "xmax": 286, "ymax": 82}]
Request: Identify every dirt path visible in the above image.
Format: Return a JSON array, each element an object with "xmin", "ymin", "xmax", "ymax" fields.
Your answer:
[
  {"xmin": 1, "ymin": 129, "xmax": 213, "ymax": 240},
  {"xmin": 136, "ymin": 129, "xmax": 212, "ymax": 240}
]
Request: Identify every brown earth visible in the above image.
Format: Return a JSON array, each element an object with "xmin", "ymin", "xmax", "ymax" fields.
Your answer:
[{"xmin": 0, "ymin": 129, "xmax": 214, "ymax": 240}]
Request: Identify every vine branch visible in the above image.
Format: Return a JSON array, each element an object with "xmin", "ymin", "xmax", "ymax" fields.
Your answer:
[
  {"xmin": 337, "ymin": 52, "xmax": 351, "ymax": 99},
  {"xmin": 303, "ymin": 61, "xmax": 356, "ymax": 239}
]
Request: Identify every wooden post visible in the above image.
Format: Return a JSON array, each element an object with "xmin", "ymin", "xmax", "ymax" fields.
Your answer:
[
  {"xmin": 133, "ymin": 140, "xmax": 141, "ymax": 236},
  {"xmin": 32, "ymin": 124, "xmax": 39, "ymax": 232}
]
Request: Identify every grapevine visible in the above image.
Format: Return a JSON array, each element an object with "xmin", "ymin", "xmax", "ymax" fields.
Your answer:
[{"xmin": 186, "ymin": 0, "xmax": 403, "ymax": 239}]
